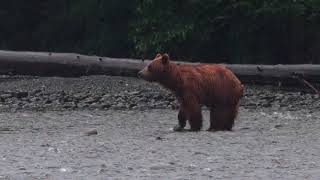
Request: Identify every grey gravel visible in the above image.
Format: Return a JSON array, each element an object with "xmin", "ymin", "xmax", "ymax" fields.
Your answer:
[
  {"xmin": 0, "ymin": 75, "xmax": 319, "ymax": 179},
  {"xmin": 0, "ymin": 75, "xmax": 318, "ymax": 112},
  {"xmin": 0, "ymin": 109, "xmax": 319, "ymax": 179}
]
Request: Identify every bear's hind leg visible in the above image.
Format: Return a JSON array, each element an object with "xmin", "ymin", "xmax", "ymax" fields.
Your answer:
[
  {"xmin": 208, "ymin": 107, "xmax": 216, "ymax": 131},
  {"xmin": 187, "ymin": 104, "xmax": 202, "ymax": 131},
  {"xmin": 208, "ymin": 104, "xmax": 238, "ymax": 131}
]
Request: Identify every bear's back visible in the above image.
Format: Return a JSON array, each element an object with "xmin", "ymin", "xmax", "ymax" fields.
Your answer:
[{"xmin": 176, "ymin": 63, "xmax": 242, "ymax": 106}]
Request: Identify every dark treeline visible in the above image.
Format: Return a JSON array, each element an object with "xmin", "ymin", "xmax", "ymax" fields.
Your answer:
[{"xmin": 0, "ymin": 0, "xmax": 319, "ymax": 64}]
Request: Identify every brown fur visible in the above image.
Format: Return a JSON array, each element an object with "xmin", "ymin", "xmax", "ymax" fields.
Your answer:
[{"xmin": 138, "ymin": 53, "xmax": 243, "ymax": 131}]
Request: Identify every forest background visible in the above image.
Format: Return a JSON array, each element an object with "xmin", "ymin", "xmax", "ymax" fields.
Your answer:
[{"xmin": 0, "ymin": 0, "xmax": 319, "ymax": 64}]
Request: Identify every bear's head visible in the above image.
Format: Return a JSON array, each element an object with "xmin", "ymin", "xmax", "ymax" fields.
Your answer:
[{"xmin": 137, "ymin": 53, "xmax": 170, "ymax": 82}]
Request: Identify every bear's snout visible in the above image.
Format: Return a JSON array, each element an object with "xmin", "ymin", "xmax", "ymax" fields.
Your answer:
[{"xmin": 137, "ymin": 70, "xmax": 153, "ymax": 81}]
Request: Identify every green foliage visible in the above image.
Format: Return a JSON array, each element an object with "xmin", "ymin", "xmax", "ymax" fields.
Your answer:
[
  {"xmin": 130, "ymin": 0, "xmax": 320, "ymax": 64},
  {"xmin": 0, "ymin": 0, "xmax": 319, "ymax": 64}
]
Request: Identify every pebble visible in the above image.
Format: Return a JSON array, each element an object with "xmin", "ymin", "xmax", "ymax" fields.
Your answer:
[
  {"xmin": 83, "ymin": 97, "xmax": 98, "ymax": 104},
  {"xmin": 155, "ymin": 136, "xmax": 163, "ymax": 140},
  {"xmin": 14, "ymin": 92, "xmax": 28, "ymax": 99},
  {"xmin": 0, "ymin": 94, "xmax": 12, "ymax": 99},
  {"xmin": 83, "ymin": 128, "xmax": 98, "ymax": 136},
  {"xmin": 59, "ymin": 168, "xmax": 71, "ymax": 173},
  {"xmin": 203, "ymin": 167, "xmax": 212, "ymax": 172},
  {"xmin": 274, "ymin": 124, "xmax": 283, "ymax": 128}
]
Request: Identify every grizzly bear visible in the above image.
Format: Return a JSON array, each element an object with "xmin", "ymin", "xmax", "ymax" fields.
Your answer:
[{"xmin": 137, "ymin": 53, "xmax": 243, "ymax": 131}]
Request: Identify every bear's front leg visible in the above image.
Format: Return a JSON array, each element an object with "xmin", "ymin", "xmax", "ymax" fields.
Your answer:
[
  {"xmin": 173, "ymin": 107, "xmax": 187, "ymax": 132},
  {"xmin": 179, "ymin": 98, "xmax": 203, "ymax": 131}
]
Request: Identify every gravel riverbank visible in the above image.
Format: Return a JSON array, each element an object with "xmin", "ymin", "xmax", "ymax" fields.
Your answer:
[
  {"xmin": 0, "ymin": 75, "xmax": 319, "ymax": 179},
  {"xmin": 0, "ymin": 75, "xmax": 318, "ymax": 112}
]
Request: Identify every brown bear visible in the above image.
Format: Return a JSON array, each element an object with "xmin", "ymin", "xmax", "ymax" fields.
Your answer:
[{"xmin": 137, "ymin": 53, "xmax": 243, "ymax": 131}]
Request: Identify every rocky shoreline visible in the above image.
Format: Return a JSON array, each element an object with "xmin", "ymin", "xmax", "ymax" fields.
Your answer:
[
  {"xmin": 0, "ymin": 75, "xmax": 318, "ymax": 112},
  {"xmin": 0, "ymin": 75, "xmax": 319, "ymax": 179}
]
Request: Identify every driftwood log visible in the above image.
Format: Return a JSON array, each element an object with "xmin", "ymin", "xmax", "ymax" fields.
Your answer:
[{"xmin": 0, "ymin": 50, "xmax": 319, "ymax": 87}]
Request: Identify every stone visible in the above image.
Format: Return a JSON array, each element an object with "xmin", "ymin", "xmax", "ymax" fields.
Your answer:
[
  {"xmin": 83, "ymin": 128, "xmax": 98, "ymax": 136},
  {"xmin": 0, "ymin": 94, "xmax": 12, "ymax": 99},
  {"xmin": 14, "ymin": 91, "xmax": 29, "ymax": 99}
]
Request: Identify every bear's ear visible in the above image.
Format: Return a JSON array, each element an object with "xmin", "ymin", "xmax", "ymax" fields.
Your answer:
[
  {"xmin": 155, "ymin": 53, "xmax": 162, "ymax": 58},
  {"xmin": 161, "ymin": 53, "xmax": 169, "ymax": 65}
]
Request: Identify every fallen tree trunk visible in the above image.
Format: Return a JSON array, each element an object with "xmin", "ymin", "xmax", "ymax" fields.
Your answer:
[
  {"xmin": 0, "ymin": 50, "xmax": 144, "ymax": 77},
  {"xmin": 0, "ymin": 50, "xmax": 319, "ymax": 86},
  {"xmin": 226, "ymin": 64, "xmax": 320, "ymax": 86}
]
